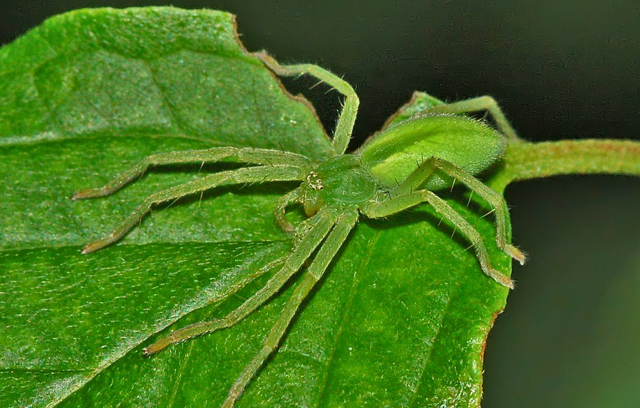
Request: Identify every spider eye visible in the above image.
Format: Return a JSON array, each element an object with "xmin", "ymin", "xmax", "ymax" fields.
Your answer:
[{"xmin": 306, "ymin": 171, "xmax": 324, "ymax": 191}]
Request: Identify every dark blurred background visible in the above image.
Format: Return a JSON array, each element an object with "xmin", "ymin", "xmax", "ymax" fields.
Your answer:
[{"xmin": 3, "ymin": 1, "xmax": 639, "ymax": 407}]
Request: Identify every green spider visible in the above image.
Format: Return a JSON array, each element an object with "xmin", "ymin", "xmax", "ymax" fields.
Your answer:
[{"xmin": 73, "ymin": 51, "xmax": 526, "ymax": 407}]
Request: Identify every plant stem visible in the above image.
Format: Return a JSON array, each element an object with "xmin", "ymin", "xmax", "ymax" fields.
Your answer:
[{"xmin": 491, "ymin": 139, "xmax": 640, "ymax": 191}]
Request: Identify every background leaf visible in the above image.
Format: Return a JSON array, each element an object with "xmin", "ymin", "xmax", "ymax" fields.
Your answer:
[{"xmin": 1, "ymin": 8, "xmax": 512, "ymax": 407}]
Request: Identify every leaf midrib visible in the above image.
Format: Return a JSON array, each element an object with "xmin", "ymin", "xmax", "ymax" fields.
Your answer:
[
  {"xmin": 314, "ymin": 229, "xmax": 382, "ymax": 406},
  {"xmin": 0, "ymin": 239, "xmax": 291, "ymax": 254}
]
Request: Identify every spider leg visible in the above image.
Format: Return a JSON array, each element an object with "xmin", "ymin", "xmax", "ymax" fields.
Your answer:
[
  {"xmin": 273, "ymin": 186, "xmax": 303, "ymax": 233},
  {"xmin": 391, "ymin": 157, "xmax": 526, "ymax": 265},
  {"xmin": 72, "ymin": 147, "xmax": 312, "ymax": 199},
  {"xmin": 81, "ymin": 165, "xmax": 304, "ymax": 254},
  {"xmin": 422, "ymin": 96, "xmax": 522, "ymax": 143},
  {"xmin": 362, "ymin": 191, "xmax": 514, "ymax": 289},
  {"xmin": 145, "ymin": 254, "xmax": 287, "ymax": 351},
  {"xmin": 221, "ymin": 209, "xmax": 359, "ymax": 408},
  {"xmin": 255, "ymin": 51, "xmax": 358, "ymax": 156},
  {"xmin": 144, "ymin": 208, "xmax": 341, "ymax": 355}
]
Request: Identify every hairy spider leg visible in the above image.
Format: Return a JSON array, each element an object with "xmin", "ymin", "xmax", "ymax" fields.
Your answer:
[
  {"xmin": 362, "ymin": 190, "xmax": 513, "ymax": 289},
  {"xmin": 222, "ymin": 209, "xmax": 359, "ymax": 408},
  {"xmin": 421, "ymin": 96, "xmax": 522, "ymax": 143},
  {"xmin": 391, "ymin": 157, "xmax": 526, "ymax": 264},
  {"xmin": 148, "ymin": 254, "xmax": 288, "ymax": 354},
  {"xmin": 79, "ymin": 165, "xmax": 304, "ymax": 254},
  {"xmin": 144, "ymin": 209, "xmax": 338, "ymax": 355},
  {"xmin": 73, "ymin": 147, "xmax": 312, "ymax": 199},
  {"xmin": 255, "ymin": 51, "xmax": 359, "ymax": 156},
  {"xmin": 273, "ymin": 186, "xmax": 303, "ymax": 233}
]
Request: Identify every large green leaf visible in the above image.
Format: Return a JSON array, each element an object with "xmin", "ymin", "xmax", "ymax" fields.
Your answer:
[{"xmin": 0, "ymin": 7, "xmax": 511, "ymax": 407}]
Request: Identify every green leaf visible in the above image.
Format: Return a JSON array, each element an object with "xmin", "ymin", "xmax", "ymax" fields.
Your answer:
[{"xmin": 1, "ymin": 7, "xmax": 511, "ymax": 407}]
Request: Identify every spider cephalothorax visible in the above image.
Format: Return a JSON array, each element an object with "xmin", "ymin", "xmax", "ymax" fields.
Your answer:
[
  {"xmin": 301, "ymin": 154, "xmax": 379, "ymax": 217},
  {"xmin": 74, "ymin": 50, "xmax": 524, "ymax": 407}
]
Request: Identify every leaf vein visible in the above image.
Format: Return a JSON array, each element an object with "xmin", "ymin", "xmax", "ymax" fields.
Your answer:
[
  {"xmin": 315, "ymin": 228, "xmax": 382, "ymax": 407},
  {"xmin": 407, "ymin": 279, "xmax": 460, "ymax": 408},
  {"xmin": 0, "ymin": 239, "xmax": 289, "ymax": 254}
]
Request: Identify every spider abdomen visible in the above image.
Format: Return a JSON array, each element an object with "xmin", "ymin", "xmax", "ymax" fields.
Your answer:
[{"xmin": 358, "ymin": 114, "xmax": 506, "ymax": 190}]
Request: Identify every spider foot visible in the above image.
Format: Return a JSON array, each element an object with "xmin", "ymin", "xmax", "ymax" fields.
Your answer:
[
  {"xmin": 487, "ymin": 268, "xmax": 515, "ymax": 290},
  {"xmin": 72, "ymin": 187, "xmax": 110, "ymax": 200},
  {"xmin": 143, "ymin": 319, "xmax": 225, "ymax": 356},
  {"xmin": 504, "ymin": 244, "xmax": 526, "ymax": 265},
  {"xmin": 81, "ymin": 236, "xmax": 116, "ymax": 254},
  {"xmin": 143, "ymin": 336, "xmax": 175, "ymax": 356}
]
